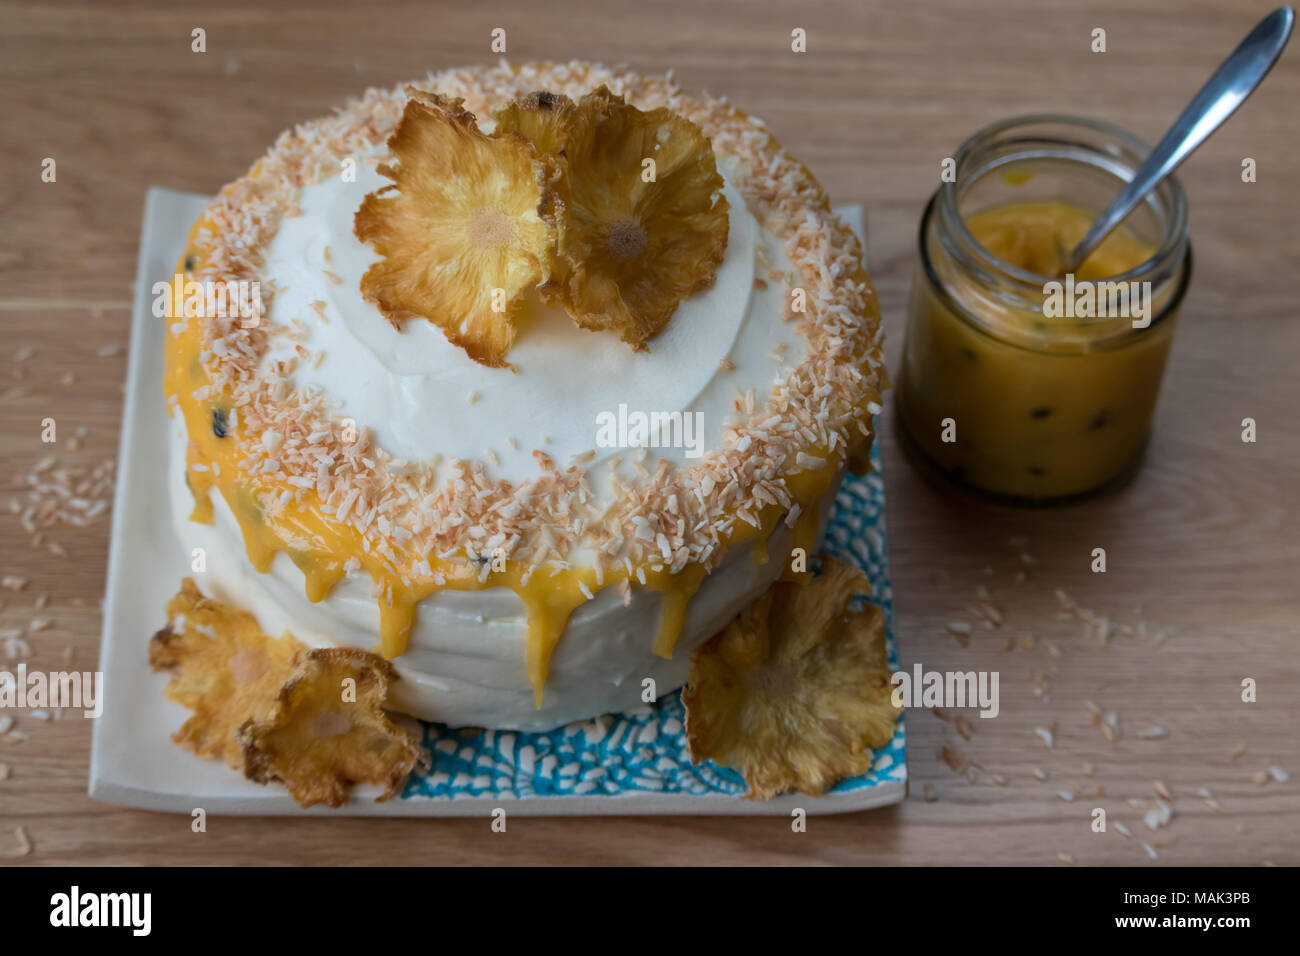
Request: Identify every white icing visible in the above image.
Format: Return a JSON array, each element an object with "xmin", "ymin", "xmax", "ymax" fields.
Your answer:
[{"xmin": 261, "ymin": 164, "xmax": 806, "ymax": 482}]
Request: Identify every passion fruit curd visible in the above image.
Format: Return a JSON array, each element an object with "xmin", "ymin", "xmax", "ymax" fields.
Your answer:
[
  {"xmin": 966, "ymin": 200, "xmax": 1153, "ymax": 287},
  {"xmin": 897, "ymin": 115, "xmax": 1191, "ymax": 502}
]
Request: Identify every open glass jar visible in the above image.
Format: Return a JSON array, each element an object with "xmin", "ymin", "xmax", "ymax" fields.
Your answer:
[{"xmin": 896, "ymin": 115, "xmax": 1192, "ymax": 502}]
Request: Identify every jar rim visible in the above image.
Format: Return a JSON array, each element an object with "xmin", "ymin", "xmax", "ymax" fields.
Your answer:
[
  {"xmin": 925, "ymin": 113, "xmax": 1192, "ymax": 351},
  {"xmin": 944, "ymin": 113, "xmax": 1189, "ymax": 283}
]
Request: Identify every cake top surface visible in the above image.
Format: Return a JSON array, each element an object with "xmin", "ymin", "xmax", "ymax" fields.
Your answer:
[
  {"xmin": 257, "ymin": 151, "xmax": 798, "ymax": 481},
  {"xmin": 175, "ymin": 60, "xmax": 884, "ymax": 584}
]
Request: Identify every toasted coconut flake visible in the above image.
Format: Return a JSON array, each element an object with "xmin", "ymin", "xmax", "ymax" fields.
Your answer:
[
  {"xmin": 149, "ymin": 578, "xmax": 303, "ymax": 768},
  {"xmin": 544, "ymin": 86, "xmax": 729, "ymax": 349},
  {"xmin": 682, "ymin": 555, "xmax": 898, "ymax": 799},
  {"xmin": 238, "ymin": 647, "xmax": 423, "ymax": 808},
  {"xmin": 355, "ymin": 89, "xmax": 555, "ymax": 368}
]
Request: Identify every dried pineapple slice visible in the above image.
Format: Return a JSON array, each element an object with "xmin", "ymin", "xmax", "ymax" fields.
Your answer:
[
  {"xmin": 492, "ymin": 90, "xmax": 578, "ymax": 166},
  {"xmin": 238, "ymin": 648, "xmax": 424, "ymax": 808},
  {"xmin": 354, "ymin": 89, "xmax": 556, "ymax": 368},
  {"xmin": 149, "ymin": 578, "xmax": 304, "ymax": 769},
  {"xmin": 545, "ymin": 86, "xmax": 729, "ymax": 349},
  {"xmin": 150, "ymin": 580, "xmax": 424, "ymax": 808},
  {"xmin": 682, "ymin": 556, "xmax": 899, "ymax": 799}
]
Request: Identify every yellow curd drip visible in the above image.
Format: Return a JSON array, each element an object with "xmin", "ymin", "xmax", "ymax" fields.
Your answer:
[
  {"xmin": 166, "ymin": 223, "xmax": 857, "ymax": 705},
  {"xmin": 650, "ymin": 563, "xmax": 708, "ymax": 658}
]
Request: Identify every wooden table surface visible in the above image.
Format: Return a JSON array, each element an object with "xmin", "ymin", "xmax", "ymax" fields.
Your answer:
[{"xmin": 2, "ymin": 0, "xmax": 1297, "ymax": 866}]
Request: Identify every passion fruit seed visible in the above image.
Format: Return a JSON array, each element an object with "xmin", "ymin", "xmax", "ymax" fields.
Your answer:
[{"xmin": 1088, "ymin": 409, "xmax": 1112, "ymax": 430}]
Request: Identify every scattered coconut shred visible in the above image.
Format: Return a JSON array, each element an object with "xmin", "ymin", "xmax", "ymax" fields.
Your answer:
[
  {"xmin": 3, "ymin": 826, "xmax": 32, "ymax": 859},
  {"xmin": 8, "ymin": 453, "xmax": 115, "ymax": 558},
  {"xmin": 923, "ymin": 538, "xmax": 1288, "ymax": 865},
  {"xmin": 0, "ymin": 414, "xmax": 120, "ymax": 863}
]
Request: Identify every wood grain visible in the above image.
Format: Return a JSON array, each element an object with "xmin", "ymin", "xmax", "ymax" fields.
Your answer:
[{"xmin": 1, "ymin": 0, "xmax": 1297, "ymax": 865}]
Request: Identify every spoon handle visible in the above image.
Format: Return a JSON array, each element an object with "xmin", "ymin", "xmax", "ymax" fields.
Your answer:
[{"xmin": 1063, "ymin": 6, "xmax": 1294, "ymax": 274}]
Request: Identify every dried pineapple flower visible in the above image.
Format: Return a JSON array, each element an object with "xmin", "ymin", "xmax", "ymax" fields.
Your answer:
[
  {"xmin": 355, "ymin": 88, "xmax": 557, "ymax": 368},
  {"xmin": 682, "ymin": 556, "xmax": 899, "ymax": 799},
  {"xmin": 150, "ymin": 580, "xmax": 425, "ymax": 808},
  {"xmin": 238, "ymin": 648, "xmax": 425, "ymax": 808},
  {"xmin": 149, "ymin": 578, "xmax": 303, "ymax": 769},
  {"xmin": 492, "ymin": 90, "xmax": 578, "ymax": 167},
  {"xmin": 530, "ymin": 86, "xmax": 729, "ymax": 350}
]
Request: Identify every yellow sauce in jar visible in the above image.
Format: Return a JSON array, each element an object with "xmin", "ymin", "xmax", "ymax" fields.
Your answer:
[
  {"xmin": 968, "ymin": 200, "xmax": 1152, "ymax": 286},
  {"xmin": 898, "ymin": 198, "xmax": 1185, "ymax": 501}
]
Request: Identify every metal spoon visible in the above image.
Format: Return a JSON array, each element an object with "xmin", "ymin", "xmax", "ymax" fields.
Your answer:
[{"xmin": 1060, "ymin": 6, "xmax": 1294, "ymax": 275}]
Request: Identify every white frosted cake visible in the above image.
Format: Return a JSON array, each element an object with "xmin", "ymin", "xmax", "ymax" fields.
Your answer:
[{"xmin": 164, "ymin": 61, "xmax": 884, "ymax": 731}]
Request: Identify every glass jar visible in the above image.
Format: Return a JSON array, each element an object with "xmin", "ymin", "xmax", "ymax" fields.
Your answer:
[{"xmin": 897, "ymin": 115, "xmax": 1192, "ymax": 502}]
